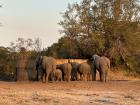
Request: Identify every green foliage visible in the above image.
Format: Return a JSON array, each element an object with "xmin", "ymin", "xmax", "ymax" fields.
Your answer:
[
  {"xmin": 0, "ymin": 47, "xmax": 14, "ymax": 80},
  {"xmin": 0, "ymin": 37, "xmax": 42, "ymax": 81},
  {"xmin": 45, "ymin": 36, "xmax": 80, "ymax": 58},
  {"xmin": 58, "ymin": 0, "xmax": 140, "ymax": 74}
]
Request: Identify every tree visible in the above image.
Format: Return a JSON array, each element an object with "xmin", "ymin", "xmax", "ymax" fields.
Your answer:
[
  {"xmin": 0, "ymin": 47, "xmax": 13, "ymax": 80},
  {"xmin": 45, "ymin": 36, "xmax": 80, "ymax": 58},
  {"xmin": 59, "ymin": 0, "xmax": 140, "ymax": 67},
  {"xmin": 8, "ymin": 37, "xmax": 42, "ymax": 52},
  {"xmin": 34, "ymin": 38, "xmax": 42, "ymax": 52}
]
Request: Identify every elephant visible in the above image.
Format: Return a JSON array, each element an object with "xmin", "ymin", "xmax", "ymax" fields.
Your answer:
[
  {"xmin": 57, "ymin": 63, "xmax": 72, "ymax": 82},
  {"xmin": 51, "ymin": 69, "xmax": 62, "ymax": 81},
  {"xmin": 36, "ymin": 56, "xmax": 56, "ymax": 83},
  {"xmin": 78, "ymin": 62, "xmax": 91, "ymax": 81},
  {"xmin": 92, "ymin": 54, "xmax": 110, "ymax": 82},
  {"xmin": 70, "ymin": 62, "xmax": 80, "ymax": 81}
]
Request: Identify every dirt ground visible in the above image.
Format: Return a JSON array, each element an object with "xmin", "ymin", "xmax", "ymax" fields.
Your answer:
[{"xmin": 0, "ymin": 80, "xmax": 140, "ymax": 105}]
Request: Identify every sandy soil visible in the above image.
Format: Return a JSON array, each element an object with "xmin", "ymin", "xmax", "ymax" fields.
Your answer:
[{"xmin": 0, "ymin": 80, "xmax": 140, "ymax": 105}]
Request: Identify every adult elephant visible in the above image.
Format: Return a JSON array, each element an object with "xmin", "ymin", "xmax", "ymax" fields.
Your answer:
[
  {"xmin": 78, "ymin": 62, "xmax": 91, "ymax": 81},
  {"xmin": 57, "ymin": 63, "xmax": 72, "ymax": 82},
  {"xmin": 36, "ymin": 56, "xmax": 56, "ymax": 83},
  {"xmin": 70, "ymin": 62, "xmax": 80, "ymax": 81},
  {"xmin": 92, "ymin": 54, "xmax": 110, "ymax": 82}
]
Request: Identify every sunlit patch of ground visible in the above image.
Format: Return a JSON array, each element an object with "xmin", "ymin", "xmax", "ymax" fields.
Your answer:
[{"xmin": 0, "ymin": 80, "xmax": 140, "ymax": 105}]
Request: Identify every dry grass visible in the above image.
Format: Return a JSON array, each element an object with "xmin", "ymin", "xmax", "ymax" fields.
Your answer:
[{"xmin": 0, "ymin": 79, "xmax": 140, "ymax": 105}]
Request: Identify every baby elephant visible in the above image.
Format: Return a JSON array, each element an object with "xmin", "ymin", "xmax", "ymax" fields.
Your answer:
[{"xmin": 52, "ymin": 69, "xmax": 62, "ymax": 81}]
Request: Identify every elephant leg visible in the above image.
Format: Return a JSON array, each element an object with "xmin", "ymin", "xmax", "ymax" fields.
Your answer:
[
  {"xmin": 93, "ymin": 68, "xmax": 97, "ymax": 81},
  {"xmin": 64, "ymin": 75, "xmax": 66, "ymax": 81},
  {"xmin": 45, "ymin": 73, "xmax": 47, "ymax": 82},
  {"xmin": 67, "ymin": 74, "xmax": 70, "ymax": 82},
  {"xmin": 85, "ymin": 74, "xmax": 88, "ymax": 81},
  {"xmin": 60, "ymin": 76, "xmax": 62, "ymax": 81},
  {"xmin": 100, "ymin": 72, "xmax": 105, "ymax": 82},
  {"xmin": 83, "ymin": 74, "xmax": 85, "ymax": 81},
  {"xmin": 55, "ymin": 76, "xmax": 58, "ymax": 81},
  {"xmin": 57, "ymin": 75, "xmax": 60, "ymax": 81},
  {"xmin": 103, "ymin": 73, "xmax": 105, "ymax": 82},
  {"xmin": 59, "ymin": 73, "xmax": 62, "ymax": 81},
  {"xmin": 84, "ymin": 74, "xmax": 87, "ymax": 81},
  {"xmin": 74, "ymin": 76, "xmax": 76, "ymax": 81},
  {"xmin": 45, "ymin": 73, "xmax": 49, "ymax": 82},
  {"xmin": 87, "ymin": 73, "xmax": 90, "ymax": 81},
  {"xmin": 81, "ymin": 74, "xmax": 83, "ymax": 81},
  {"xmin": 77, "ymin": 73, "xmax": 80, "ymax": 81},
  {"xmin": 105, "ymin": 70, "xmax": 108, "ymax": 82},
  {"xmin": 102, "ymin": 69, "xmax": 106, "ymax": 82},
  {"xmin": 87, "ymin": 74, "xmax": 89, "ymax": 81},
  {"xmin": 41, "ymin": 73, "xmax": 43, "ymax": 82},
  {"xmin": 58, "ymin": 77, "xmax": 60, "ymax": 81},
  {"xmin": 99, "ymin": 72, "xmax": 102, "ymax": 81},
  {"xmin": 51, "ymin": 72, "xmax": 55, "ymax": 82},
  {"xmin": 80, "ymin": 74, "xmax": 83, "ymax": 81},
  {"xmin": 86, "ymin": 74, "xmax": 88, "ymax": 81}
]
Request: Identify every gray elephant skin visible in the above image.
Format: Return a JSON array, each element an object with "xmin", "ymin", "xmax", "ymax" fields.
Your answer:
[
  {"xmin": 92, "ymin": 54, "xmax": 110, "ymax": 82},
  {"xmin": 57, "ymin": 63, "xmax": 72, "ymax": 82},
  {"xmin": 78, "ymin": 62, "xmax": 91, "ymax": 81},
  {"xmin": 36, "ymin": 56, "xmax": 56, "ymax": 83},
  {"xmin": 52, "ymin": 69, "xmax": 62, "ymax": 81},
  {"xmin": 70, "ymin": 62, "xmax": 80, "ymax": 81}
]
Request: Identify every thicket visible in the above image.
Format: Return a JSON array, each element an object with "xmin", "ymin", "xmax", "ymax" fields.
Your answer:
[{"xmin": 0, "ymin": 38, "xmax": 41, "ymax": 80}]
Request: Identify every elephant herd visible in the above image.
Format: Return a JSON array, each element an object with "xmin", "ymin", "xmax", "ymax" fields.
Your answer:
[{"xmin": 35, "ymin": 54, "xmax": 110, "ymax": 83}]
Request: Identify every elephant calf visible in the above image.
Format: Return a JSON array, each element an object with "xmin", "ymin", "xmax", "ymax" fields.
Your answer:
[{"xmin": 52, "ymin": 69, "xmax": 62, "ymax": 81}]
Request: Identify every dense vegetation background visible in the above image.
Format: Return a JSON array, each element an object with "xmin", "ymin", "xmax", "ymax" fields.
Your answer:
[{"xmin": 0, "ymin": 0, "xmax": 140, "ymax": 80}]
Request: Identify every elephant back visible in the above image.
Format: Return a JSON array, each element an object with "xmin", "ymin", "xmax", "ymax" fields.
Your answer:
[
  {"xmin": 70, "ymin": 62, "xmax": 79, "ymax": 71},
  {"xmin": 78, "ymin": 62, "xmax": 91, "ymax": 74},
  {"xmin": 42, "ymin": 56, "xmax": 56, "ymax": 72},
  {"xmin": 62, "ymin": 63, "xmax": 72, "ymax": 74},
  {"xmin": 54, "ymin": 69, "xmax": 62, "ymax": 76}
]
